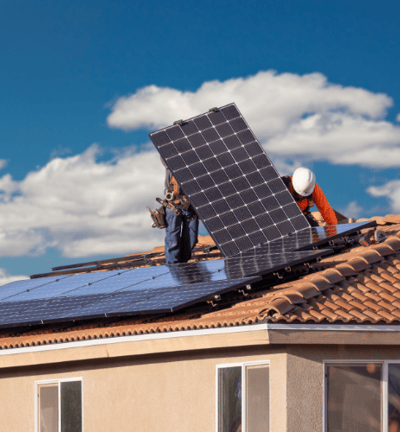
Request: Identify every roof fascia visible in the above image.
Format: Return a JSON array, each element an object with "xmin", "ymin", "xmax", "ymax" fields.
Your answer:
[{"xmin": 2, "ymin": 323, "xmax": 400, "ymax": 369}]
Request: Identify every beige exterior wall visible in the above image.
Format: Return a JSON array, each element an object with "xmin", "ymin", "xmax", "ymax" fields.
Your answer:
[
  {"xmin": 0, "ymin": 346, "xmax": 286, "ymax": 432},
  {"xmin": 2, "ymin": 328, "xmax": 400, "ymax": 432}
]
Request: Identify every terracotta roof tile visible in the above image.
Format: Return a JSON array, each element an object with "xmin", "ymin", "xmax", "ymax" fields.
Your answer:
[
  {"xmin": 380, "ymin": 272, "xmax": 400, "ymax": 285},
  {"xmin": 334, "ymin": 299, "xmax": 354, "ymax": 311},
  {"xmin": 372, "ymin": 243, "xmax": 397, "ymax": 257},
  {"xmin": 361, "ymin": 280, "xmax": 385, "ymax": 294},
  {"xmin": 376, "ymin": 310, "xmax": 396, "ymax": 321},
  {"xmin": 335, "ymin": 310, "xmax": 353, "ymax": 321},
  {"xmin": 381, "ymin": 282, "xmax": 400, "ymax": 292},
  {"xmin": 364, "ymin": 301, "xmax": 383, "ymax": 312},
  {"xmin": 273, "ymin": 293, "xmax": 307, "ymax": 305},
  {"xmin": 369, "ymin": 273, "xmax": 386, "ymax": 284},
  {"xmin": 300, "ymin": 276, "xmax": 333, "ymax": 292},
  {"xmin": 344, "ymin": 291, "xmax": 369, "ymax": 303},
  {"xmin": 362, "ymin": 310, "xmax": 382, "ymax": 322},
  {"xmin": 346, "ymin": 257, "xmax": 370, "ymax": 272},
  {"xmin": 348, "ymin": 300, "xmax": 368, "ymax": 311},
  {"xmin": 318, "ymin": 269, "xmax": 345, "ymax": 284},
  {"xmin": 307, "ymin": 309, "xmax": 327, "ymax": 321},
  {"xmin": 358, "ymin": 250, "xmax": 383, "ymax": 265},
  {"xmin": 262, "ymin": 298, "xmax": 293, "ymax": 316},
  {"xmin": 290, "ymin": 284, "xmax": 320, "ymax": 299},
  {"xmin": 334, "ymin": 264, "xmax": 358, "ymax": 277},
  {"xmin": 391, "ymin": 310, "xmax": 400, "ymax": 319},
  {"xmin": 387, "ymin": 256, "xmax": 400, "ymax": 270},
  {"xmin": 319, "ymin": 309, "xmax": 338, "ymax": 320},
  {"xmin": 349, "ymin": 310, "xmax": 371, "ymax": 321},
  {"xmin": 377, "ymin": 301, "xmax": 397, "ymax": 312},
  {"xmin": 339, "ymin": 292, "xmax": 354, "ymax": 302},
  {"xmin": 364, "ymin": 292, "xmax": 383, "ymax": 303},
  {"xmin": 379, "ymin": 292, "xmax": 398, "ymax": 303},
  {"xmin": 351, "ymin": 282, "xmax": 371, "ymax": 294},
  {"xmin": 292, "ymin": 308, "xmax": 315, "ymax": 321}
]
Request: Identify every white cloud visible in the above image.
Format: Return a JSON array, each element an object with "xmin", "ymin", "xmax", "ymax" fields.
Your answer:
[
  {"xmin": 107, "ymin": 71, "xmax": 400, "ymax": 168},
  {"xmin": 0, "ymin": 145, "xmax": 166, "ymax": 258},
  {"xmin": 0, "ymin": 159, "xmax": 7, "ymax": 170},
  {"xmin": 397, "ymin": 113, "xmax": 400, "ymax": 122},
  {"xmin": 338, "ymin": 201, "xmax": 363, "ymax": 219},
  {"xmin": 0, "ymin": 268, "xmax": 28, "ymax": 287},
  {"xmin": 367, "ymin": 180, "xmax": 400, "ymax": 213}
]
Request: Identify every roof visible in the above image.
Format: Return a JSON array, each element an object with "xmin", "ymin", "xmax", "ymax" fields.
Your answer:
[{"xmin": 2, "ymin": 214, "xmax": 400, "ymax": 350}]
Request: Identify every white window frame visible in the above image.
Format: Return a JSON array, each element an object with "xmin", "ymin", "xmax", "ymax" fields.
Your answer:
[
  {"xmin": 322, "ymin": 360, "xmax": 400, "ymax": 432},
  {"xmin": 35, "ymin": 377, "xmax": 83, "ymax": 432},
  {"xmin": 216, "ymin": 360, "xmax": 270, "ymax": 432}
]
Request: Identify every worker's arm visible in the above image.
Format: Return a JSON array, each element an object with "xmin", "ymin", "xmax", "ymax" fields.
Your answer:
[{"xmin": 312, "ymin": 183, "xmax": 338, "ymax": 225}]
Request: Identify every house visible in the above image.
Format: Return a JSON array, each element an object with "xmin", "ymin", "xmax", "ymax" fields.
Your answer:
[{"xmin": 1, "ymin": 214, "xmax": 400, "ymax": 432}]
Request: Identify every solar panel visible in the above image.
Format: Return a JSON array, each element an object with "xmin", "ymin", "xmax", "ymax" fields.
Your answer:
[
  {"xmin": 225, "ymin": 248, "xmax": 331, "ymax": 278},
  {"xmin": 0, "ymin": 274, "xmax": 72, "ymax": 302},
  {"xmin": 0, "ymin": 277, "xmax": 260, "ymax": 328},
  {"xmin": 149, "ymin": 103, "xmax": 310, "ymax": 256},
  {"xmin": 248, "ymin": 221, "xmax": 377, "ymax": 256}
]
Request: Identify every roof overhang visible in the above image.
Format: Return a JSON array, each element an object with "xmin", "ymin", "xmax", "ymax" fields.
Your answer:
[{"xmin": 2, "ymin": 323, "xmax": 400, "ymax": 370}]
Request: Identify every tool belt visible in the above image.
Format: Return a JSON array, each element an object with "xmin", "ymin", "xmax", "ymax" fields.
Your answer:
[
  {"xmin": 148, "ymin": 175, "xmax": 197, "ymax": 229},
  {"xmin": 147, "ymin": 204, "xmax": 167, "ymax": 229}
]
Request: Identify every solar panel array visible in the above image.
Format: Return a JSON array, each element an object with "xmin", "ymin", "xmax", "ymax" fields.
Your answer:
[
  {"xmin": 150, "ymin": 103, "xmax": 310, "ymax": 257},
  {"xmin": 0, "ymin": 263, "xmax": 261, "ymax": 328},
  {"xmin": 0, "ymin": 243, "xmax": 334, "ymax": 328}
]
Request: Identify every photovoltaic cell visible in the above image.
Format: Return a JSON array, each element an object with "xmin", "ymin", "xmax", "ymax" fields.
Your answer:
[{"xmin": 149, "ymin": 103, "xmax": 310, "ymax": 256}]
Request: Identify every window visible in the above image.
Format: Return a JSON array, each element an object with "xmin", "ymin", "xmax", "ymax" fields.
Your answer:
[
  {"xmin": 325, "ymin": 362, "xmax": 400, "ymax": 432},
  {"xmin": 36, "ymin": 379, "xmax": 82, "ymax": 432},
  {"xmin": 217, "ymin": 362, "xmax": 269, "ymax": 432}
]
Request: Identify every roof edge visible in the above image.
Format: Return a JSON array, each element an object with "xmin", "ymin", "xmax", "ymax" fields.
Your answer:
[{"xmin": 3, "ymin": 323, "xmax": 400, "ymax": 369}]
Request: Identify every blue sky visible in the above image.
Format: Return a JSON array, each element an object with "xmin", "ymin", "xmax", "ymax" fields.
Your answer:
[{"xmin": 1, "ymin": 0, "xmax": 400, "ymax": 283}]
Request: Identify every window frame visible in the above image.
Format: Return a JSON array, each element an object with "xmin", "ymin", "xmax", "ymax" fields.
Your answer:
[
  {"xmin": 35, "ymin": 377, "xmax": 83, "ymax": 432},
  {"xmin": 216, "ymin": 360, "xmax": 270, "ymax": 432},
  {"xmin": 323, "ymin": 360, "xmax": 399, "ymax": 432}
]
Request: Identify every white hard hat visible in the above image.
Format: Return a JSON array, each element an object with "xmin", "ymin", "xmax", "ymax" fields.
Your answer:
[{"xmin": 292, "ymin": 167, "xmax": 316, "ymax": 196}]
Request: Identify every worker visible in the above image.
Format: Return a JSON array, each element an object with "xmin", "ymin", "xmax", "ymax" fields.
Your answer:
[
  {"xmin": 282, "ymin": 167, "xmax": 338, "ymax": 226},
  {"xmin": 162, "ymin": 161, "xmax": 199, "ymax": 264}
]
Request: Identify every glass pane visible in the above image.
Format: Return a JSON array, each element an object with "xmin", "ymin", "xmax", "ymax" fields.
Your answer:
[
  {"xmin": 39, "ymin": 384, "xmax": 59, "ymax": 432},
  {"xmin": 326, "ymin": 363, "xmax": 382, "ymax": 432},
  {"xmin": 246, "ymin": 364, "xmax": 269, "ymax": 432},
  {"xmin": 389, "ymin": 364, "xmax": 400, "ymax": 432},
  {"xmin": 218, "ymin": 367, "xmax": 242, "ymax": 432},
  {"xmin": 61, "ymin": 381, "xmax": 82, "ymax": 432}
]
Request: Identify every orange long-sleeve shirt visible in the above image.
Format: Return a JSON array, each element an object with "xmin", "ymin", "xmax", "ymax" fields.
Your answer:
[{"xmin": 289, "ymin": 177, "xmax": 338, "ymax": 225}]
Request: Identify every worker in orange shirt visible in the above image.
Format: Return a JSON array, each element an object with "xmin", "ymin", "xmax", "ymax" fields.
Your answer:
[{"xmin": 282, "ymin": 167, "xmax": 338, "ymax": 227}]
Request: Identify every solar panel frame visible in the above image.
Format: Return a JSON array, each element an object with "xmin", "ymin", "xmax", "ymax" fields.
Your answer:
[{"xmin": 149, "ymin": 103, "xmax": 310, "ymax": 257}]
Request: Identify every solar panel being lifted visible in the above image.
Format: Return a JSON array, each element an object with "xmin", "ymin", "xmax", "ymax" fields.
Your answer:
[{"xmin": 149, "ymin": 103, "xmax": 310, "ymax": 256}]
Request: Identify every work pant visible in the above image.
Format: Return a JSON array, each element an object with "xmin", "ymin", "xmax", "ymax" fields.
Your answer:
[{"xmin": 165, "ymin": 208, "xmax": 199, "ymax": 264}]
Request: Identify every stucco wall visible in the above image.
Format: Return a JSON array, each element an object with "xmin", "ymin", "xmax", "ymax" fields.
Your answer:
[
  {"xmin": 0, "ymin": 346, "xmax": 286, "ymax": 432},
  {"xmin": 2, "ymin": 336, "xmax": 400, "ymax": 432}
]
